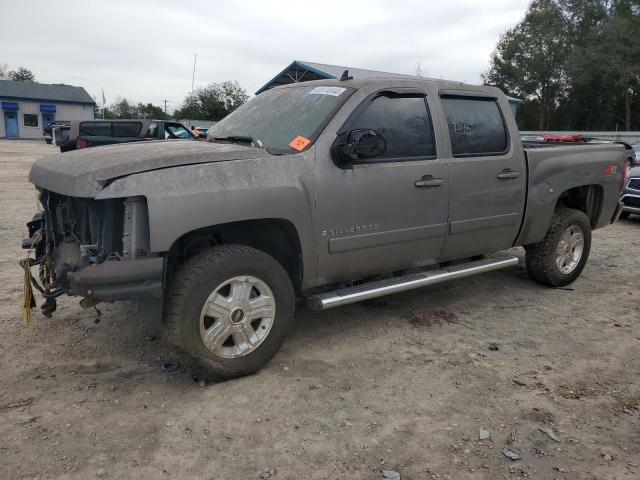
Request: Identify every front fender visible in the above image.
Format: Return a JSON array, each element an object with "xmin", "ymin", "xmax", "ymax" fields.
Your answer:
[{"xmin": 96, "ymin": 153, "xmax": 317, "ymax": 286}]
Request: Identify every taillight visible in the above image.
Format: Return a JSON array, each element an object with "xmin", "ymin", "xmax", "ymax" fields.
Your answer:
[
  {"xmin": 76, "ymin": 138, "xmax": 88, "ymax": 149},
  {"xmin": 621, "ymin": 159, "xmax": 630, "ymax": 191}
]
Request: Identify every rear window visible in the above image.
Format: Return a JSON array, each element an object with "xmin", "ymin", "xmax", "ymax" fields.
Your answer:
[
  {"xmin": 112, "ymin": 122, "xmax": 141, "ymax": 137},
  {"xmin": 79, "ymin": 121, "xmax": 111, "ymax": 136},
  {"xmin": 441, "ymin": 97, "xmax": 508, "ymax": 156}
]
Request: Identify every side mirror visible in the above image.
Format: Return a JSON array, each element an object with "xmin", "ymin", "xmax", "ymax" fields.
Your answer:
[{"xmin": 332, "ymin": 129, "xmax": 387, "ymax": 167}]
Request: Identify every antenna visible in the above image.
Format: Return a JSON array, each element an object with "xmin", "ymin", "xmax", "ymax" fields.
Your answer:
[{"xmin": 340, "ymin": 69, "xmax": 353, "ymax": 81}]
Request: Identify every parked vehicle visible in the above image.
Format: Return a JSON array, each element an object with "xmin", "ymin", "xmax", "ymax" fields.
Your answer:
[
  {"xmin": 53, "ymin": 119, "xmax": 198, "ymax": 152},
  {"xmin": 620, "ymin": 145, "xmax": 640, "ymax": 218},
  {"xmin": 194, "ymin": 126, "xmax": 209, "ymax": 139},
  {"xmin": 43, "ymin": 120, "xmax": 69, "ymax": 144},
  {"xmin": 632, "ymin": 143, "xmax": 640, "ymax": 164},
  {"xmin": 23, "ymin": 77, "xmax": 628, "ymax": 380}
]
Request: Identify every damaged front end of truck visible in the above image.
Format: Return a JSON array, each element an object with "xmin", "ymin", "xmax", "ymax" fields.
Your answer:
[{"xmin": 20, "ymin": 189, "xmax": 162, "ymax": 322}]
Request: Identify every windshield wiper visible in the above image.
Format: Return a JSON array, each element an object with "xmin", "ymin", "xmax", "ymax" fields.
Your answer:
[{"xmin": 213, "ymin": 136, "xmax": 263, "ymax": 148}]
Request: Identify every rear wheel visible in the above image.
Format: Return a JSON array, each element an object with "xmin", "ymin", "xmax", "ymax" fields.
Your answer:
[
  {"xmin": 162, "ymin": 245, "xmax": 295, "ymax": 381},
  {"xmin": 525, "ymin": 208, "xmax": 591, "ymax": 287}
]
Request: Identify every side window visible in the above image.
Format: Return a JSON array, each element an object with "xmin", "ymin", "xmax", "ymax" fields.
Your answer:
[
  {"xmin": 79, "ymin": 121, "xmax": 111, "ymax": 136},
  {"xmin": 112, "ymin": 122, "xmax": 142, "ymax": 137},
  {"xmin": 146, "ymin": 122, "xmax": 158, "ymax": 138},
  {"xmin": 349, "ymin": 95, "xmax": 436, "ymax": 161},
  {"xmin": 441, "ymin": 97, "xmax": 508, "ymax": 156},
  {"xmin": 165, "ymin": 123, "xmax": 193, "ymax": 139}
]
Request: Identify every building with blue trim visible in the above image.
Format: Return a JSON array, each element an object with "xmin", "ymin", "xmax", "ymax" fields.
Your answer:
[
  {"xmin": 256, "ymin": 60, "xmax": 522, "ymax": 117},
  {"xmin": 0, "ymin": 80, "xmax": 95, "ymax": 139}
]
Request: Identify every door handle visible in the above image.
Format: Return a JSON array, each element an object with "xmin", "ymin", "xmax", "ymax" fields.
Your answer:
[
  {"xmin": 415, "ymin": 175, "xmax": 444, "ymax": 188},
  {"xmin": 497, "ymin": 169, "xmax": 520, "ymax": 180}
]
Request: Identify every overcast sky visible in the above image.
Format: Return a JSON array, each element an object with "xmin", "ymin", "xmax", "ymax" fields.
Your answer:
[{"xmin": 1, "ymin": 0, "xmax": 529, "ymax": 112}]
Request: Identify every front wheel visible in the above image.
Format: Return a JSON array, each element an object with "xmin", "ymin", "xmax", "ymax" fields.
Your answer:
[
  {"xmin": 525, "ymin": 208, "xmax": 592, "ymax": 287},
  {"xmin": 162, "ymin": 245, "xmax": 295, "ymax": 381}
]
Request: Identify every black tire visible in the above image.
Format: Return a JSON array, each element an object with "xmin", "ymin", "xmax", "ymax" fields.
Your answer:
[
  {"xmin": 619, "ymin": 211, "xmax": 631, "ymax": 220},
  {"xmin": 525, "ymin": 208, "xmax": 592, "ymax": 287},
  {"xmin": 162, "ymin": 245, "xmax": 295, "ymax": 381}
]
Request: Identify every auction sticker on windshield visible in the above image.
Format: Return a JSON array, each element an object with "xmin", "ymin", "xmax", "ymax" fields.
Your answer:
[
  {"xmin": 308, "ymin": 86, "xmax": 346, "ymax": 96},
  {"xmin": 289, "ymin": 135, "xmax": 311, "ymax": 151}
]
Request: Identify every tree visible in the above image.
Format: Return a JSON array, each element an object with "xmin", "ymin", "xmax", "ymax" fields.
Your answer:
[
  {"xmin": 101, "ymin": 98, "xmax": 167, "ymax": 119},
  {"xmin": 174, "ymin": 81, "xmax": 249, "ymax": 120},
  {"xmin": 0, "ymin": 63, "xmax": 9, "ymax": 79},
  {"xmin": 8, "ymin": 67, "xmax": 36, "ymax": 82},
  {"xmin": 414, "ymin": 62, "xmax": 428, "ymax": 77},
  {"xmin": 137, "ymin": 102, "xmax": 167, "ymax": 120},
  {"xmin": 110, "ymin": 97, "xmax": 135, "ymax": 118},
  {"xmin": 483, "ymin": 0, "xmax": 569, "ymax": 130},
  {"xmin": 484, "ymin": 0, "xmax": 640, "ymax": 130}
]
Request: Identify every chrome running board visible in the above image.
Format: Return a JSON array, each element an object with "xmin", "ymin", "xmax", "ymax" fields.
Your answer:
[{"xmin": 307, "ymin": 256, "xmax": 519, "ymax": 310}]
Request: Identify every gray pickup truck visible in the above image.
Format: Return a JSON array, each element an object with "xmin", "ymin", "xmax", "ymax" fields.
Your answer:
[{"xmin": 23, "ymin": 77, "xmax": 627, "ymax": 380}]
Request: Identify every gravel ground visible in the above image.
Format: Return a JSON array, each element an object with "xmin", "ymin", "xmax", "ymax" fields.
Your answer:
[{"xmin": 0, "ymin": 139, "xmax": 639, "ymax": 480}]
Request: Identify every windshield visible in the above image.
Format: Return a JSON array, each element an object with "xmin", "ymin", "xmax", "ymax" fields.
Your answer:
[{"xmin": 209, "ymin": 85, "xmax": 354, "ymax": 153}]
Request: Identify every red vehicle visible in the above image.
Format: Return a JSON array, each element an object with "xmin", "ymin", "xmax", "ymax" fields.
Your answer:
[{"xmin": 542, "ymin": 134, "xmax": 582, "ymax": 142}]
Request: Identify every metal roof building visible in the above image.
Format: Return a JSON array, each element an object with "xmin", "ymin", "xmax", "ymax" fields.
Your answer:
[
  {"xmin": 256, "ymin": 60, "xmax": 522, "ymax": 117},
  {"xmin": 0, "ymin": 80, "xmax": 95, "ymax": 139}
]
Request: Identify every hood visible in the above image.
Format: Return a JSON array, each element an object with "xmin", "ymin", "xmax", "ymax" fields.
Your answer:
[{"xmin": 29, "ymin": 140, "xmax": 271, "ymax": 197}]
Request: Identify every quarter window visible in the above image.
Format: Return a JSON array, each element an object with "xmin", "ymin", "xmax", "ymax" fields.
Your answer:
[
  {"xmin": 23, "ymin": 114, "xmax": 38, "ymax": 127},
  {"xmin": 349, "ymin": 95, "xmax": 436, "ymax": 161},
  {"xmin": 79, "ymin": 121, "xmax": 111, "ymax": 136},
  {"xmin": 112, "ymin": 122, "xmax": 141, "ymax": 137},
  {"xmin": 441, "ymin": 97, "xmax": 508, "ymax": 156}
]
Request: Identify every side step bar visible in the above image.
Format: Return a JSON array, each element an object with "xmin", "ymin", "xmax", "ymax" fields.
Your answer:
[{"xmin": 307, "ymin": 256, "xmax": 519, "ymax": 310}]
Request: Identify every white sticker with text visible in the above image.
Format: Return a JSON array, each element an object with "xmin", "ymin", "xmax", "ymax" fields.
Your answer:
[{"xmin": 308, "ymin": 86, "xmax": 346, "ymax": 96}]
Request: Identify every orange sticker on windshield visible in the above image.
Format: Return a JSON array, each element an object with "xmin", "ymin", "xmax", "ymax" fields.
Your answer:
[{"xmin": 289, "ymin": 135, "xmax": 311, "ymax": 152}]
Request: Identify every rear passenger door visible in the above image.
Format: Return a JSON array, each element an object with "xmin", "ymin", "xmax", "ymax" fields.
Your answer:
[{"xmin": 438, "ymin": 92, "xmax": 526, "ymax": 259}]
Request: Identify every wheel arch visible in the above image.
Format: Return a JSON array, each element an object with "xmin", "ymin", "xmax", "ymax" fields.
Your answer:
[
  {"xmin": 554, "ymin": 184, "xmax": 603, "ymax": 228},
  {"xmin": 164, "ymin": 218, "xmax": 305, "ymax": 291},
  {"xmin": 517, "ymin": 183, "xmax": 604, "ymax": 247}
]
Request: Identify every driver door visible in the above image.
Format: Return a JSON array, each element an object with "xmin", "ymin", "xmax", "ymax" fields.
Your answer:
[{"xmin": 314, "ymin": 87, "xmax": 450, "ymax": 285}]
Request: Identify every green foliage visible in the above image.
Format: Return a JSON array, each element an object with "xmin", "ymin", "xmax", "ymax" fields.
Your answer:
[
  {"xmin": 102, "ymin": 97, "xmax": 167, "ymax": 120},
  {"xmin": 0, "ymin": 66, "xmax": 37, "ymax": 82},
  {"xmin": 484, "ymin": 0, "xmax": 640, "ymax": 130},
  {"xmin": 174, "ymin": 81, "xmax": 249, "ymax": 121}
]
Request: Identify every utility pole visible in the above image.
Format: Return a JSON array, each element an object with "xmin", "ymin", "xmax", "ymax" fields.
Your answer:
[
  {"xmin": 191, "ymin": 53, "xmax": 197, "ymax": 96},
  {"xmin": 163, "ymin": 99, "xmax": 169, "ymax": 117}
]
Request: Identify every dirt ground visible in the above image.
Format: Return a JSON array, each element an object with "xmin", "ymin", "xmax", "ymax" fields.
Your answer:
[{"xmin": 0, "ymin": 139, "xmax": 638, "ymax": 480}]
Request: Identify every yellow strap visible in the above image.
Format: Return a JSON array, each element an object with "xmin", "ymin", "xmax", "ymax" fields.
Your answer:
[{"xmin": 19, "ymin": 230, "xmax": 41, "ymax": 325}]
